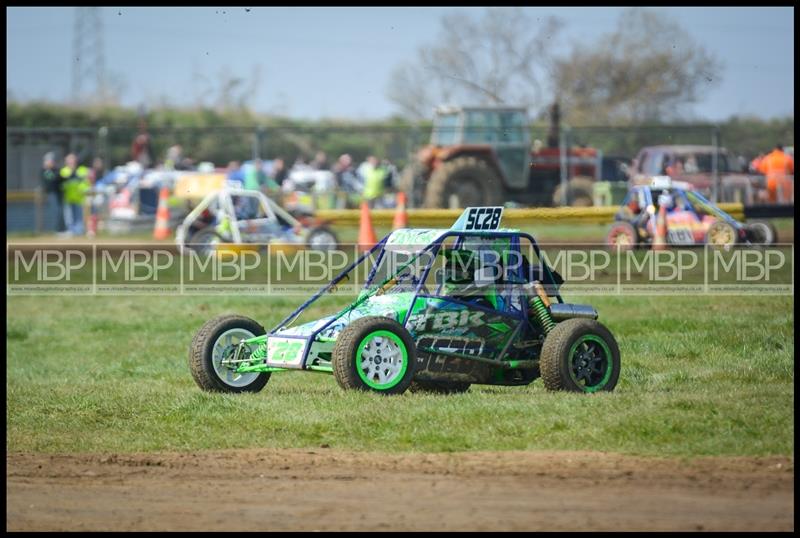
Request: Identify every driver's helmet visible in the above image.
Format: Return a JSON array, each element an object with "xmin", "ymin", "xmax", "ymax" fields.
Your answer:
[
  {"xmin": 441, "ymin": 249, "xmax": 476, "ymax": 293},
  {"xmin": 657, "ymin": 190, "xmax": 674, "ymax": 209}
]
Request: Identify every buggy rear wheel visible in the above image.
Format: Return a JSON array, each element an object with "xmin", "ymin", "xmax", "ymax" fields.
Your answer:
[
  {"xmin": 745, "ymin": 220, "xmax": 777, "ymax": 245},
  {"xmin": 540, "ymin": 318, "xmax": 620, "ymax": 393},
  {"xmin": 189, "ymin": 314, "xmax": 270, "ymax": 393},
  {"xmin": 332, "ymin": 317, "xmax": 417, "ymax": 395}
]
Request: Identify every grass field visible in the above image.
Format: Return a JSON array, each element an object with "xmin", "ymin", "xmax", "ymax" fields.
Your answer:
[{"xmin": 7, "ymin": 291, "xmax": 793, "ymax": 457}]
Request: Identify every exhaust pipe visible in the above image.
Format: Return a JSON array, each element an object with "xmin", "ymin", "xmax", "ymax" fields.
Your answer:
[{"xmin": 549, "ymin": 303, "xmax": 598, "ymax": 321}]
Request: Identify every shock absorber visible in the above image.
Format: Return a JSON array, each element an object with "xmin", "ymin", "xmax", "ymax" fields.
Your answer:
[{"xmin": 526, "ymin": 281, "xmax": 555, "ymax": 334}]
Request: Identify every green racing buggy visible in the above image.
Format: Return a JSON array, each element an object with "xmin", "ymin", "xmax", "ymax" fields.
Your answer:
[{"xmin": 189, "ymin": 207, "xmax": 621, "ymax": 395}]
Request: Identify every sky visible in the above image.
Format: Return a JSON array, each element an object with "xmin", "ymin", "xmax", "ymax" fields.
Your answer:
[{"xmin": 6, "ymin": 6, "xmax": 795, "ymax": 121}]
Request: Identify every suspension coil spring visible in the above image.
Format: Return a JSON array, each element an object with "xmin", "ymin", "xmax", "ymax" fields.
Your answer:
[{"xmin": 530, "ymin": 296, "xmax": 556, "ymax": 334}]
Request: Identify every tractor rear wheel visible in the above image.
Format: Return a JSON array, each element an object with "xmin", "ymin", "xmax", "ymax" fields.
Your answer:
[
  {"xmin": 423, "ymin": 156, "xmax": 504, "ymax": 209},
  {"xmin": 399, "ymin": 161, "xmax": 428, "ymax": 209}
]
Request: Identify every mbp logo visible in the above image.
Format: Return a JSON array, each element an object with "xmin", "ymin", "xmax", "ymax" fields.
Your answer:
[{"xmin": 11, "ymin": 249, "xmax": 87, "ymax": 282}]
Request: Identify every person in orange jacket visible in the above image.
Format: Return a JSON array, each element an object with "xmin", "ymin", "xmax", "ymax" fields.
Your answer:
[{"xmin": 757, "ymin": 144, "xmax": 794, "ymax": 203}]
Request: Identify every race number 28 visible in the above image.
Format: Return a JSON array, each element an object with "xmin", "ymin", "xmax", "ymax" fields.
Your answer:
[{"xmin": 465, "ymin": 207, "xmax": 502, "ymax": 231}]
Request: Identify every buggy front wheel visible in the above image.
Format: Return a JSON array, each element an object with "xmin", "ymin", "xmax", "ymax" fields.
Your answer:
[
  {"xmin": 189, "ymin": 314, "xmax": 270, "ymax": 393},
  {"xmin": 332, "ymin": 316, "xmax": 417, "ymax": 395}
]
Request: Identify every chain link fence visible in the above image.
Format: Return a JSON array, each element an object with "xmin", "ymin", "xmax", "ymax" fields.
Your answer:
[{"xmin": 7, "ymin": 123, "xmax": 794, "ymax": 233}]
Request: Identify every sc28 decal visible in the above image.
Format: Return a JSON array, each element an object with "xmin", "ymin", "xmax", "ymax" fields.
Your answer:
[{"xmin": 464, "ymin": 207, "xmax": 503, "ymax": 231}]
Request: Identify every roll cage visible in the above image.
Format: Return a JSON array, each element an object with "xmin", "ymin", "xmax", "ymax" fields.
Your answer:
[{"xmin": 267, "ymin": 228, "xmax": 564, "ymax": 370}]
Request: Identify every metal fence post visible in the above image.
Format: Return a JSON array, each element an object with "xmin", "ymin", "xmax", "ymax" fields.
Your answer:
[
  {"xmin": 559, "ymin": 126, "xmax": 570, "ymax": 206},
  {"xmin": 712, "ymin": 125, "xmax": 720, "ymax": 203},
  {"xmin": 98, "ymin": 126, "xmax": 108, "ymax": 166}
]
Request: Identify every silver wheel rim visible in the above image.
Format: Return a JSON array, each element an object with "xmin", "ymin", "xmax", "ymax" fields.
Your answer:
[
  {"xmin": 212, "ymin": 328, "xmax": 260, "ymax": 387},
  {"xmin": 360, "ymin": 335, "xmax": 404, "ymax": 385},
  {"xmin": 309, "ymin": 231, "xmax": 336, "ymax": 250}
]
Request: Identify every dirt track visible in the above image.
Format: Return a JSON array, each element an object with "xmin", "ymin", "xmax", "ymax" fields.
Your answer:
[{"xmin": 6, "ymin": 449, "xmax": 793, "ymax": 531}]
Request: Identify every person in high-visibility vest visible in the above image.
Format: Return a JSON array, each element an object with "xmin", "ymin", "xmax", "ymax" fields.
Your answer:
[
  {"xmin": 361, "ymin": 156, "xmax": 386, "ymax": 208},
  {"xmin": 757, "ymin": 144, "xmax": 794, "ymax": 203},
  {"xmin": 59, "ymin": 153, "xmax": 90, "ymax": 235},
  {"xmin": 41, "ymin": 152, "xmax": 67, "ymax": 233}
]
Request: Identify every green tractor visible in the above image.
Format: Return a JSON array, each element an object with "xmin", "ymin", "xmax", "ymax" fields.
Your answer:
[{"xmin": 400, "ymin": 106, "xmax": 602, "ymax": 209}]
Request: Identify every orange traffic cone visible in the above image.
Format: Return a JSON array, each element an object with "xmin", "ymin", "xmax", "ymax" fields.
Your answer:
[
  {"xmin": 392, "ymin": 191, "xmax": 409, "ymax": 230},
  {"xmin": 358, "ymin": 200, "xmax": 377, "ymax": 252},
  {"xmin": 153, "ymin": 186, "xmax": 171, "ymax": 240},
  {"xmin": 652, "ymin": 204, "xmax": 668, "ymax": 251}
]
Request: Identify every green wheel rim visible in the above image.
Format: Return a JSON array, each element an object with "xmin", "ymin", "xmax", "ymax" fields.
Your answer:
[
  {"xmin": 355, "ymin": 330, "xmax": 408, "ymax": 390},
  {"xmin": 568, "ymin": 334, "xmax": 613, "ymax": 393}
]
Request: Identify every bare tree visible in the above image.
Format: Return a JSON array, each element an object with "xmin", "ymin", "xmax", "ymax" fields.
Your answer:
[
  {"xmin": 553, "ymin": 8, "xmax": 723, "ymax": 124},
  {"xmin": 386, "ymin": 8, "xmax": 564, "ymax": 119},
  {"xmin": 189, "ymin": 64, "xmax": 263, "ymax": 111}
]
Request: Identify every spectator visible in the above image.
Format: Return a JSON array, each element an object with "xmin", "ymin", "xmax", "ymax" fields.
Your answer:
[
  {"xmin": 86, "ymin": 157, "xmax": 104, "ymax": 238},
  {"xmin": 749, "ymin": 153, "xmax": 766, "ymax": 174},
  {"xmin": 59, "ymin": 153, "xmax": 90, "ymax": 235},
  {"xmin": 165, "ymin": 145, "xmax": 188, "ymax": 171},
  {"xmin": 130, "ymin": 120, "xmax": 153, "ymax": 168},
  {"xmin": 665, "ymin": 156, "xmax": 684, "ymax": 177},
  {"xmin": 334, "ymin": 153, "xmax": 362, "ymax": 193},
  {"xmin": 357, "ymin": 155, "xmax": 377, "ymax": 183},
  {"xmin": 270, "ymin": 157, "xmax": 289, "ymax": 188},
  {"xmin": 310, "ymin": 151, "xmax": 329, "ymax": 171},
  {"xmin": 684, "ymin": 155, "xmax": 699, "ymax": 174},
  {"xmin": 381, "ymin": 158, "xmax": 399, "ymax": 192},
  {"xmin": 89, "ymin": 157, "xmax": 105, "ymax": 184},
  {"xmin": 362, "ymin": 156, "xmax": 386, "ymax": 207},
  {"xmin": 226, "ymin": 161, "xmax": 245, "ymax": 186},
  {"xmin": 41, "ymin": 152, "xmax": 66, "ymax": 233},
  {"xmin": 757, "ymin": 144, "xmax": 794, "ymax": 203},
  {"xmin": 244, "ymin": 159, "xmax": 265, "ymax": 191}
]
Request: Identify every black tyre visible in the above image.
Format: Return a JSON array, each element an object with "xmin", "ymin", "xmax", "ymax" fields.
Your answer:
[
  {"xmin": 745, "ymin": 220, "xmax": 778, "ymax": 245},
  {"xmin": 409, "ymin": 379, "xmax": 471, "ymax": 394},
  {"xmin": 189, "ymin": 314, "xmax": 270, "ymax": 393},
  {"xmin": 332, "ymin": 316, "xmax": 417, "ymax": 395},
  {"xmin": 423, "ymin": 156, "xmax": 504, "ymax": 209},
  {"xmin": 306, "ymin": 225, "xmax": 339, "ymax": 251},
  {"xmin": 606, "ymin": 221, "xmax": 639, "ymax": 250},
  {"xmin": 540, "ymin": 318, "xmax": 621, "ymax": 393},
  {"xmin": 187, "ymin": 228, "xmax": 226, "ymax": 256},
  {"xmin": 399, "ymin": 161, "xmax": 428, "ymax": 209},
  {"xmin": 706, "ymin": 219, "xmax": 738, "ymax": 248}
]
